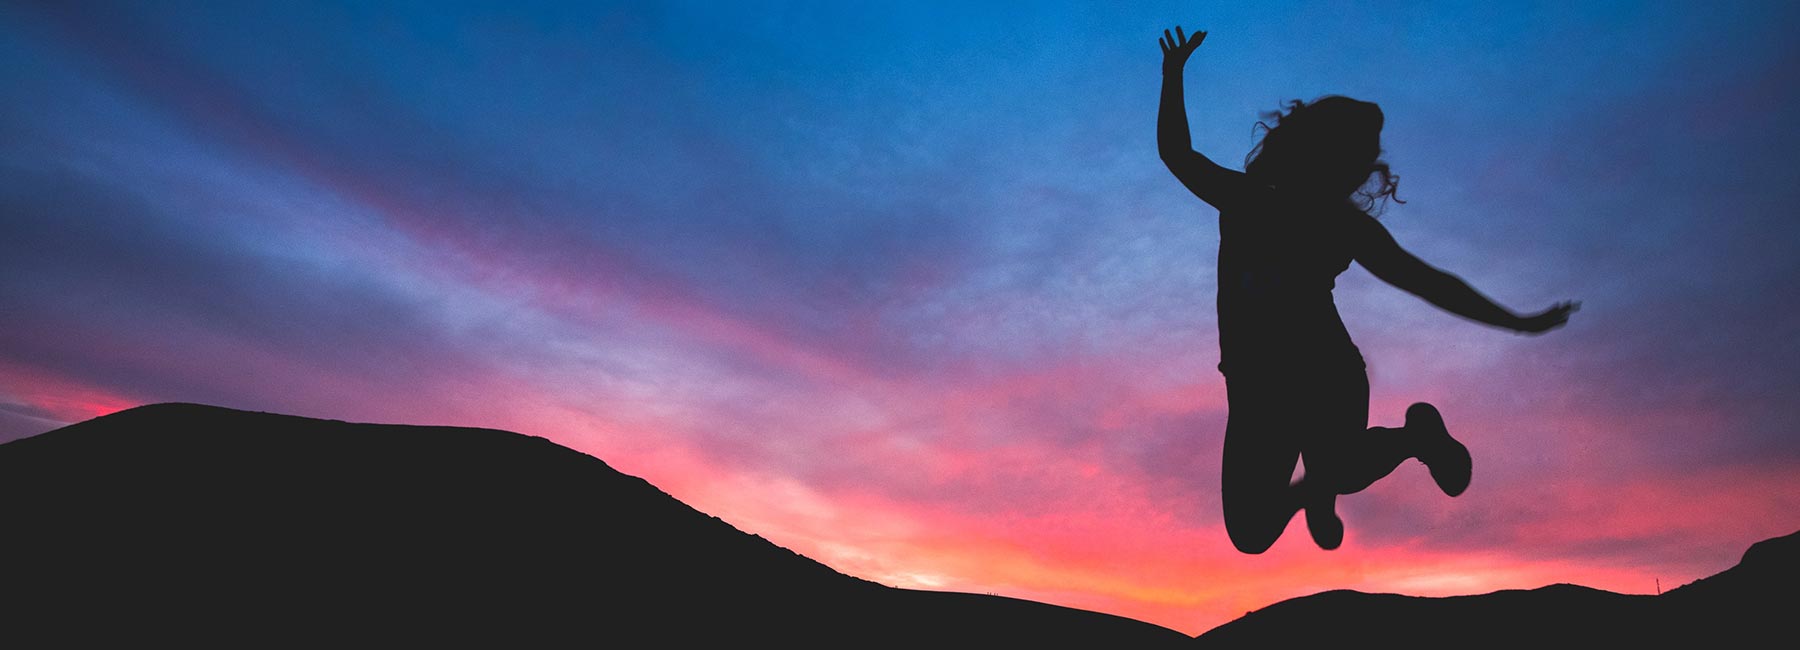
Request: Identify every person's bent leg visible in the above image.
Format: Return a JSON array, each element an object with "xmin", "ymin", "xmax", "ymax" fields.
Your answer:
[
  {"xmin": 1220, "ymin": 372, "xmax": 1305, "ymax": 554},
  {"xmin": 1286, "ymin": 365, "xmax": 1367, "ymax": 549},
  {"xmin": 1222, "ymin": 435, "xmax": 1302, "ymax": 554},
  {"xmin": 1311, "ymin": 426, "xmax": 1416, "ymax": 495},
  {"xmin": 1305, "ymin": 367, "xmax": 1468, "ymax": 497}
]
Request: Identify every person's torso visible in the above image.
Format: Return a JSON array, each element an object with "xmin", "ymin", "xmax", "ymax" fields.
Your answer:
[{"xmin": 1216, "ymin": 195, "xmax": 1365, "ymax": 372}]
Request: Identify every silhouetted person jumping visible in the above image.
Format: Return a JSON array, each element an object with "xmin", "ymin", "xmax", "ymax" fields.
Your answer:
[{"xmin": 1157, "ymin": 27, "xmax": 1578, "ymax": 553}]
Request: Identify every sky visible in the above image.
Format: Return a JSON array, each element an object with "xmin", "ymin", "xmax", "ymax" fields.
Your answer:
[{"xmin": 3, "ymin": 0, "xmax": 1798, "ymax": 634}]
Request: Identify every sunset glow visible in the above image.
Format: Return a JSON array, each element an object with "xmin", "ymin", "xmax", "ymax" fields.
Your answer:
[{"xmin": 3, "ymin": 1, "xmax": 1797, "ymax": 634}]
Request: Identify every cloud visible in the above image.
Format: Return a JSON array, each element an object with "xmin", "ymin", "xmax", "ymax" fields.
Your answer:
[
  {"xmin": 3, "ymin": 0, "xmax": 1799, "ymax": 637},
  {"xmin": 0, "ymin": 159, "xmax": 517, "ymax": 422}
]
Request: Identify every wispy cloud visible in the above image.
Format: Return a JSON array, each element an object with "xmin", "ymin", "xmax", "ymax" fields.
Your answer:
[{"xmin": 3, "ymin": 0, "xmax": 1797, "ymax": 635}]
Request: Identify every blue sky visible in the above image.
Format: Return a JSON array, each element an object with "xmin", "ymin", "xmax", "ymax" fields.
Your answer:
[{"xmin": 3, "ymin": 0, "xmax": 1797, "ymax": 633}]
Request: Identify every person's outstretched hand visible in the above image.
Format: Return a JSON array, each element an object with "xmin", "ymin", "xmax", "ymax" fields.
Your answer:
[
  {"xmin": 1160, "ymin": 26, "xmax": 1206, "ymax": 74},
  {"xmin": 1517, "ymin": 300, "xmax": 1580, "ymax": 334}
]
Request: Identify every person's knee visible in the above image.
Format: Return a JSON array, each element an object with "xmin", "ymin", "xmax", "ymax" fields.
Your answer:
[
  {"xmin": 1228, "ymin": 522, "xmax": 1280, "ymax": 555},
  {"xmin": 1221, "ymin": 455, "xmax": 1300, "ymax": 555},
  {"xmin": 1223, "ymin": 509, "xmax": 1284, "ymax": 554}
]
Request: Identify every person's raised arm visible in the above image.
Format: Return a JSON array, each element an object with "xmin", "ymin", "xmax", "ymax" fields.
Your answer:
[
  {"xmin": 1158, "ymin": 27, "xmax": 1255, "ymax": 212},
  {"xmin": 1354, "ymin": 217, "xmax": 1579, "ymax": 334}
]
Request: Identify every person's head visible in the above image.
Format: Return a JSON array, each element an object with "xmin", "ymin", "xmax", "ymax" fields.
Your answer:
[{"xmin": 1245, "ymin": 96, "xmax": 1402, "ymax": 213}]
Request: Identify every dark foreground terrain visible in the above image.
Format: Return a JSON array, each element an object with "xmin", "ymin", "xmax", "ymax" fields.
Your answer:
[
  {"xmin": 0, "ymin": 404, "xmax": 1186, "ymax": 645},
  {"xmin": 1197, "ymin": 519, "xmax": 1795, "ymax": 647},
  {"xmin": 0, "ymin": 404, "xmax": 1789, "ymax": 647}
]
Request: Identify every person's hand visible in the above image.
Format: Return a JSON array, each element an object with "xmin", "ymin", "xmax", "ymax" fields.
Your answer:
[
  {"xmin": 1517, "ymin": 300, "xmax": 1580, "ymax": 334},
  {"xmin": 1159, "ymin": 26, "xmax": 1206, "ymax": 75}
]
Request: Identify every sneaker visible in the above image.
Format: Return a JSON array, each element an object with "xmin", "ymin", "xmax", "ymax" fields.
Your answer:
[
  {"xmin": 1407, "ymin": 402, "xmax": 1471, "ymax": 497},
  {"xmin": 1305, "ymin": 501, "xmax": 1344, "ymax": 550}
]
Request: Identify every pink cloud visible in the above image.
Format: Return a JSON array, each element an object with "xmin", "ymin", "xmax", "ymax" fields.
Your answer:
[{"xmin": 0, "ymin": 361, "xmax": 141, "ymax": 425}]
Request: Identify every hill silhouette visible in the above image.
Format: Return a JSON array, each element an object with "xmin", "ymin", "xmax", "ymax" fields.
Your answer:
[
  {"xmin": 0, "ymin": 403, "xmax": 1187, "ymax": 646},
  {"xmin": 1197, "ymin": 532, "xmax": 1796, "ymax": 648},
  {"xmin": 1, "ymin": 403, "xmax": 1790, "ymax": 646}
]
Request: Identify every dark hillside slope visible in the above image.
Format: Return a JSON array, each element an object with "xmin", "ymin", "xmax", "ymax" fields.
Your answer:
[
  {"xmin": 1197, "ymin": 531, "xmax": 1798, "ymax": 648},
  {"xmin": 0, "ymin": 403, "xmax": 1186, "ymax": 646}
]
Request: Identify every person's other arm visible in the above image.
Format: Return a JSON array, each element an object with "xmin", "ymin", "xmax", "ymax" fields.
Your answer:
[{"xmin": 1354, "ymin": 217, "xmax": 1579, "ymax": 334}]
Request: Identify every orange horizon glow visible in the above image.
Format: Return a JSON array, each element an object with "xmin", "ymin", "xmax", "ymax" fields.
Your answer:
[
  {"xmin": 5, "ymin": 0, "xmax": 1799, "ymax": 638},
  {"xmin": 7, "ymin": 369, "xmax": 1792, "ymax": 635}
]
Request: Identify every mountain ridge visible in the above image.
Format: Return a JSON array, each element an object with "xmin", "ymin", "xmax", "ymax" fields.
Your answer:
[
  {"xmin": 1195, "ymin": 530, "xmax": 1794, "ymax": 647},
  {"xmin": 0, "ymin": 402, "xmax": 1187, "ymax": 646},
  {"xmin": 0, "ymin": 403, "xmax": 1789, "ymax": 646}
]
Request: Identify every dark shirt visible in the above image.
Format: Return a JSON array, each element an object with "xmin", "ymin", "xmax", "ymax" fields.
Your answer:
[{"xmin": 1216, "ymin": 194, "xmax": 1370, "ymax": 375}]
